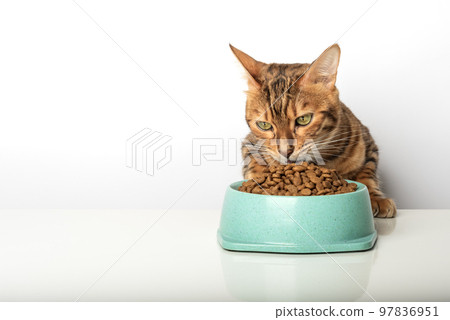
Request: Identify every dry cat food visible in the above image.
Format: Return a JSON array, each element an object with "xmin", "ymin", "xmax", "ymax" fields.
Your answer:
[{"xmin": 238, "ymin": 162, "xmax": 357, "ymax": 196}]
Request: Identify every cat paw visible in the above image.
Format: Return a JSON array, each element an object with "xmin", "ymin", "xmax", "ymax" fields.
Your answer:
[{"xmin": 371, "ymin": 197, "xmax": 397, "ymax": 218}]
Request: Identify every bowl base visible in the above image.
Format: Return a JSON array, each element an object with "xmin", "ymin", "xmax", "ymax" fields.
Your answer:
[{"xmin": 217, "ymin": 231, "xmax": 377, "ymax": 254}]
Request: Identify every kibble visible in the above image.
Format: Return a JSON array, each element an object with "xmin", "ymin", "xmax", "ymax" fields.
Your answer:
[{"xmin": 238, "ymin": 162, "xmax": 357, "ymax": 196}]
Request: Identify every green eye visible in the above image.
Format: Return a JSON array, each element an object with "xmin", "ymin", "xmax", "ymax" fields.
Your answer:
[
  {"xmin": 256, "ymin": 121, "xmax": 272, "ymax": 131},
  {"xmin": 296, "ymin": 114, "xmax": 313, "ymax": 126}
]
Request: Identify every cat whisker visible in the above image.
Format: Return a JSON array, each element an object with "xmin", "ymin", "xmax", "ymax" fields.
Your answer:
[
  {"xmin": 312, "ymin": 131, "xmax": 368, "ymax": 147},
  {"xmin": 313, "ymin": 129, "xmax": 368, "ymax": 142},
  {"xmin": 313, "ymin": 127, "xmax": 369, "ymax": 141}
]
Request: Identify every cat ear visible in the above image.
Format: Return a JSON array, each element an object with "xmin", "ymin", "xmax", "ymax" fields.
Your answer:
[
  {"xmin": 230, "ymin": 44, "xmax": 265, "ymax": 89},
  {"xmin": 301, "ymin": 44, "xmax": 341, "ymax": 89}
]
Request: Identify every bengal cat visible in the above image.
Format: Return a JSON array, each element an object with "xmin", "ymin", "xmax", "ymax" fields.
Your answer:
[{"xmin": 231, "ymin": 44, "xmax": 396, "ymax": 218}]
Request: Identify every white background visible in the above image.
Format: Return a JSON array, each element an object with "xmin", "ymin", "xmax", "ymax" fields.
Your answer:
[{"xmin": 0, "ymin": 0, "xmax": 449, "ymax": 210}]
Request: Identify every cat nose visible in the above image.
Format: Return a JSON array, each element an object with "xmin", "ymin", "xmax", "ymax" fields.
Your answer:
[{"xmin": 279, "ymin": 146, "xmax": 295, "ymax": 159}]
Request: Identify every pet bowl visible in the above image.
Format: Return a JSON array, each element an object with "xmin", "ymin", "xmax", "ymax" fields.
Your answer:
[{"xmin": 217, "ymin": 180, "xmax": 377, "ymax": 253}]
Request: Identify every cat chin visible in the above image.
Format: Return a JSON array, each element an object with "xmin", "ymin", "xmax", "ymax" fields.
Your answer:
[
  {"xmin": 269, "ymin": 153, "xmax": 320, "ymax": 166},
  {"xmin": 271, "ymin": 158, "xmax": 297, "ymax": 165},
  {"xmin": 273, "ymin": 157, "xmax": 319, "ymax": 166}
]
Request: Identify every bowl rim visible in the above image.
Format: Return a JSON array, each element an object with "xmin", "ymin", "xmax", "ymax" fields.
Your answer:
[{"xmin": 228, "ymin": 179, "xmax": 367, "ymax": 198}]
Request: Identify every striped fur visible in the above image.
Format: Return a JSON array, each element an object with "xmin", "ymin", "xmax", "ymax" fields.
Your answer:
[{"xmin": 232, "ymin": 44, "xmax": 396, "ymax": 218}]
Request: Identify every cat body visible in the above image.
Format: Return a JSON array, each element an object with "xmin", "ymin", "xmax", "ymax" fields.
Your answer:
[{"xmin": 231, "ymin": 44, "xmax": 396, "ymax": 218}]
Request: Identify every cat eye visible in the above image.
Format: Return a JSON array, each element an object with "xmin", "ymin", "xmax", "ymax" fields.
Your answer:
[
  {"xmin": 296, "ymin": 114, "xmax": 313, "ymax": 126},
  {"xmin": 256, "ymin": 121, "xmax": 272, "ymax": 131}
]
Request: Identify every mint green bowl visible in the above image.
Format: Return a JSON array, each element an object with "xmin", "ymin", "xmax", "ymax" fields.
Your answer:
[{"xmin": 217, "ymin": 180, "xmax": 377, "ymax": 254}]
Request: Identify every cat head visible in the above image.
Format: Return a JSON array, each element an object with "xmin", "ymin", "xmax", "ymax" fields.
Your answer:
[{"xmin": 231, "ymin": 44, "xmax": 342, "ymax": 165}]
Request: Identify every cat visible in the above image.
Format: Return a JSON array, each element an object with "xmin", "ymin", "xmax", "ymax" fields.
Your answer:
[{"xmin": 230, "ymin": 44, "xmax": 396, "ymax": 218}]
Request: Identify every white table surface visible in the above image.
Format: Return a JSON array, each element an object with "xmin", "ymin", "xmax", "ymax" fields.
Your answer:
[{"xmin": 0, "ymin": 209, "xmax": 448, "ymax": 302}]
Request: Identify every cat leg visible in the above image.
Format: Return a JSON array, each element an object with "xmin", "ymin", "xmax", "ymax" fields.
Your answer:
[
  {"xmin": 354, "ymin": 163, "xmax": 397, "ymax": 218},
  {"xmin": 241, "ymin": 139, "xmax": 272, "ymax": 179},
  {"xmin": 243, "ymin": 160, "xmax": 269, "ymax": 179}
]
